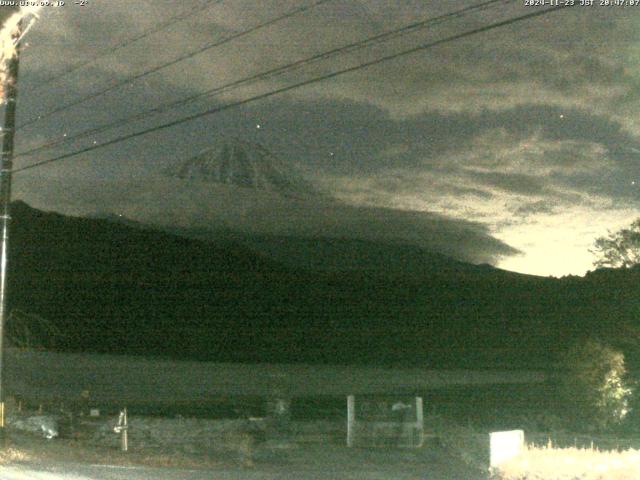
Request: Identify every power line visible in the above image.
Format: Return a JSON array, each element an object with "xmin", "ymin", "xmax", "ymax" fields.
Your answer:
[
  {"xmin": 16, "ymin": 0, "xmax": 509, "ymax": 159},
  {"xmin": 14, "ymin": 5, "xmax": 573, "ymax": 174},
  {"xmin": 23, "ymin": 0, "xmax": 216, "ymax": 92},
  {"xmin": 17, "ymin": 0, "xmax": 333, "ymax": 131}
]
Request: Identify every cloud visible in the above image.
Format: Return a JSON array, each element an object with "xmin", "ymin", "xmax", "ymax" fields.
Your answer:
[
  {"xmin": 513, "ymin": 200, "xmax": 556, "ymax": 218},
  {"xmin": 470, "ymin": 171, "xmax": 545, "ymax": 196},
  {"xmin": 12, "ymin": 171, "xmax": 518, "ymax": 265},
  {"xmin": 12, "ymin": 1, "xmax": 640, "ymax": 276}
]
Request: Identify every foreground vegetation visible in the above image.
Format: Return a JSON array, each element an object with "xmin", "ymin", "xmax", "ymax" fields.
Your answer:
[{"xmin": 8, "ymin": 201, "xmax": 640, "ymax": 371}]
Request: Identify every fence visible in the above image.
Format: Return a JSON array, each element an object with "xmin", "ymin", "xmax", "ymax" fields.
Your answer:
[{"xmin": 347, "ymin": 395, "xmax": 424, "ymax": 448}]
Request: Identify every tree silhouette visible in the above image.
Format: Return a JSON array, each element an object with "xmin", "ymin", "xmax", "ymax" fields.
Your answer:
[{"xmin": 591, "ymin": 219, "xmax": 640, "ymax": 268}]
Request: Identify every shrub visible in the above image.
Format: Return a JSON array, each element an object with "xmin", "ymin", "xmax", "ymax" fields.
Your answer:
[{"xmin": 558, "ymin": 339, "xmax": 633, "ymax": 432}]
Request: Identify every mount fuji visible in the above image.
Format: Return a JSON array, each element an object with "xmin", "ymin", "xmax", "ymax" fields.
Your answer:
[{"xmin": 165, "ymin": 137, "xmax": 317, "ymax": 199}]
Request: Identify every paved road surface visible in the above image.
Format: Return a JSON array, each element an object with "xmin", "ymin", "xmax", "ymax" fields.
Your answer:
[
  {"xmin": 4, "ymin": 348, "xmax": 546, "ymax": 403},
  {"xmin": 0, "ymin": 459, "xmax": 485, "ymax": 480}
]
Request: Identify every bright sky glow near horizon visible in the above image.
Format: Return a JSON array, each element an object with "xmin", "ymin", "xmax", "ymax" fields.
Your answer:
[{"xmin": 7, "ymin": 1, "xmax": 640, "ymax": 277}]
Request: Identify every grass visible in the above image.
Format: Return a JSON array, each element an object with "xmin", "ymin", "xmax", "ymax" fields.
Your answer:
[
  {"xmin": 0, "ymin": 431, "xmax": 234, "ymax": 470},
  {"xmin": 424, "ymin": 414, "xmax": 640, "ymax": 479},
  {"xmin": 9, "ymin": 404, "xmax": 640, "ymax": 479},
  {"xmin": 0, "ymin": 445, "xmax": 30, "ymax": 464},
  {"xmin": 492, "ymin": 443, "xmax": 640, "ymax": 480}
]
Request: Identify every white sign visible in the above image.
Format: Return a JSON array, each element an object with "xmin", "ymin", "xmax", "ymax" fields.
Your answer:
[{"xmin": 490, "ymin": 429, "xmax": 524, "ymax": 468}]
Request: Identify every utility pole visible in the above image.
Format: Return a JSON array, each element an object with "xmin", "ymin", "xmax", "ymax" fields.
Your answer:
[{"xmin": 0, "ymin": 20, "xmax": 22, "ymax": 432}]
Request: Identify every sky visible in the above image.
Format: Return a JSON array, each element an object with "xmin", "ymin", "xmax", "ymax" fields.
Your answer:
[{"xmin": 6, "ymin": 0, "xmax": 640, "ymax": 277}]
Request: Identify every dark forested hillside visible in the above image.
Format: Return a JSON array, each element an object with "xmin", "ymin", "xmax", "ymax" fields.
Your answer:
[{"xmin": 6, "ymin": 201, "xmax": 640, "ymax": 370}]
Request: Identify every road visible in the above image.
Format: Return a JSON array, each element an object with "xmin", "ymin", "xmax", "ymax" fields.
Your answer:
[
  {"xmin": 2, "ymin": 461, "xmax": 279, "ymax": 479},
  {"xmin": 0, "ymin": 457, "xmax": 486, "ymax": 480},
  {"xmin": 4, "ymin": 348, "xmax": 546, "ymax": 403}
]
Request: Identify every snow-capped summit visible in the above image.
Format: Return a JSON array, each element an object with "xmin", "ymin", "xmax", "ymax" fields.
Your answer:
[{"xmin": 167, "ymin": 137, "xmax": 315, "ymax": 198}]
